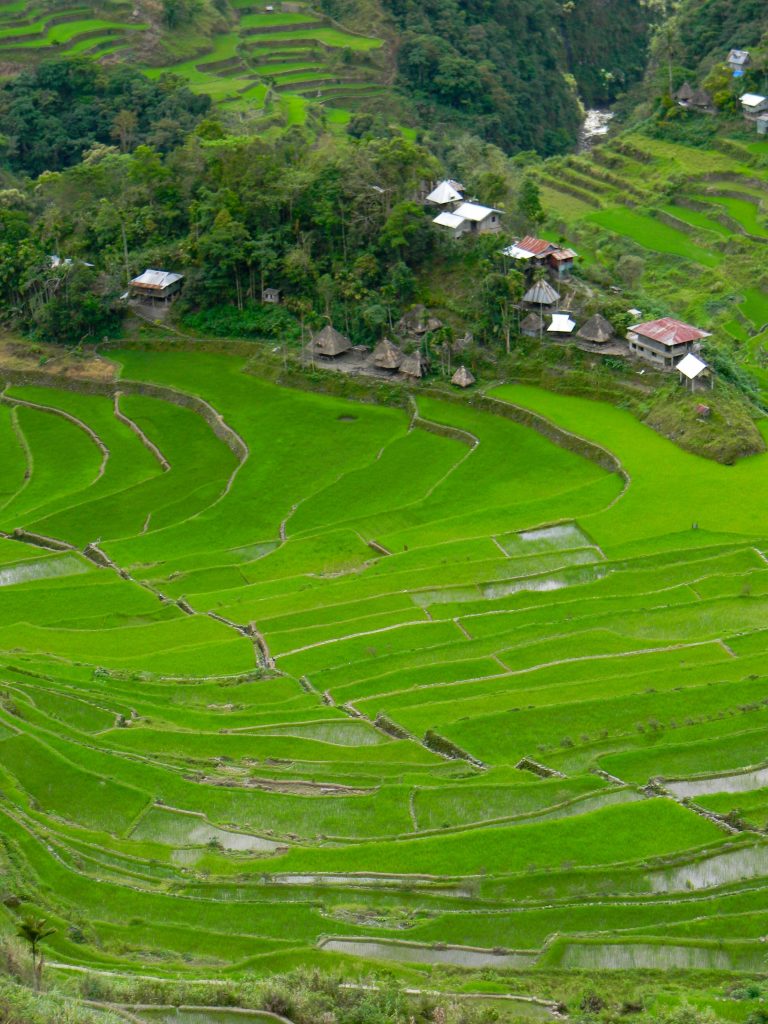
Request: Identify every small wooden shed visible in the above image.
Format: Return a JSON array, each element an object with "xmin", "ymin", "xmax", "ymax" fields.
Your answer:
[
  {"xmin": 262, "ymin": 287, "xmax": 281, "ymax": 304},
  {"xmin": 451, "ymin": 365, "xmax": 475, "ymax": 389}
]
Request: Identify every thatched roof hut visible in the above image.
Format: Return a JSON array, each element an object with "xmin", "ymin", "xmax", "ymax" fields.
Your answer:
[
  {"xmin": 451, "ymin": 365, "xmax": 475, "ymax": 389},
  {"xmin": 675, "ymin": 81, "xmax": 694, "ymax": 103},
  {"xmin": 520, "ymin": 312, "xmax": 544, "ymax": 337},
  {"xmin": 577, "ymin": 314, "xmax": 615, "ymax": 344},
  {"xmin": 310, "ymin": 324, "xmax": 352, "ymax": 357},
  {"xmin": 523, "ymin": 280, "xmax": 560, "ymax": 308},
  {"xmin": 372, "ymin": 338, "xmax": 403, "ymax": 370},
  {"xmin": 399, "ymin": 352, "xmax": 428, "ymax": 379}
]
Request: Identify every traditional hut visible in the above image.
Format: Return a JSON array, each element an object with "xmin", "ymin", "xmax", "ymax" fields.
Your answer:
[
  {"xmin": 372, "ymin": 338, "xmax": 403, "ymax": 371},
  {"xmin": 520, "ymin": 312, "xmax": 545, "ymax": 337},
  {"xmin": 262, "ymin": 287, "xmax": 281, "ymax": 304},
  {"xmin": 451, "ymin": 365, "xmax": 475, "ymax": 389},
  {"xmin": 577, "ymin": 314, "xmax": 615, "ymax": 345},
  {"xmin": 522, "ymin": 280, "xmax": 560, "ymax": 309},
  {"xmin": 675, "ymin": 81, "xmax": 694, "ymax": 106},
  {"xmin": 399, "ymin": 352, "xmax": 428, "ymax": 380},
  {"xmin": 309, "ymin": 324, "xmax": 352, "ymax": 358}
]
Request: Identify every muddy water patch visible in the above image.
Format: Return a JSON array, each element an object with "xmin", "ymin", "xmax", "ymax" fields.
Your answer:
[
  {"xmin": 413, "ymin": 561, "xmax": 606, "ymax": 608},
  {"xmin": 134, "ymin": 1010, "xmax": 285, "ymax": 1024},
  {"xmin": 0, "ymin": 554, "xmax": 88, "ymax": 587},
  {"xmin": 319, "ymin": 937, "xmax": 537, "ymax": 968},
  {"xmin": 649, "ymin": 843, "xmax": 768, "ymax": 892},
  {"xmin": 667, "ymin": 766, "xmax": 768, "ymax": 798},
  {"xmin": 242, "ymin": 719, "xmax": 388, "ymax": 746},
  {"xmin": 560, "ymin": 940, "xmax": 761, "ymax": 971},
  {"xmin": 130, "ymin": 806, "xmax": 283, "ymax": 853}
]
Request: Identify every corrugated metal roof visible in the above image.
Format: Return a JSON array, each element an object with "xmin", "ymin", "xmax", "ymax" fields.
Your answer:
[
  {"xmin": 453, "ymin": 202, "xmax": 499, "ymax": 222},
  {"xmin": 523, "ymin": 281, "xmax": 560, "ymax": 305},
  {"xmin": 741, "ymin": 93, "xmax": 767, "ymax": 106},
  {"xmin": 630, "ymin": 317, "xmax": 711, "ymax": 346},
  {"xmin": 676, "ymin": 353, "xmax": 708, "ymax": 379},
  {"xmin": 548, "ymin": 313, "xmax": 576, "ymax": 334},
  {"xmin": 426, "ymin": 180, "xmax": 463, "ymax": 205},
  {"xmin": 433, "ymin": 211, "xmax": 465, "ymax": 228},
  {"xmin": 131, "ymin": 269, "xmax": 184, "ymax": 289}
]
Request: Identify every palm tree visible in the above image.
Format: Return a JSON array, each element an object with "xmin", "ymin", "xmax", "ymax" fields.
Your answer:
[{"xmin": 17, "ymin": 915, "xmax": 56, "ymax": 991}]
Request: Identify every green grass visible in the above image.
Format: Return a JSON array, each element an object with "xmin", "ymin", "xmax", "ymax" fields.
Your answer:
[
  {"xmin": 588, "ymin": 208, "xmax": 724, "ymax": 267},
  {"xmin": 2, "ymin": 351, "xmax": 768, "ymax": 981}
]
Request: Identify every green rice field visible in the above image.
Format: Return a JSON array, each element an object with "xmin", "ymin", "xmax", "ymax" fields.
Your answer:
[
  {"xmin": 0, "ymin": 0, "xmax": 385, "ymax": 125},
  {"xmin": 1, "ymin": 349, "xmax": 768, "ymax": 985}
]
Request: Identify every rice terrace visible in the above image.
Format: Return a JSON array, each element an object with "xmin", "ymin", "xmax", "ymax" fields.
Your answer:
[{"xmin": 2, "ymin": 338, "xmax": 768, "ymax": 996}]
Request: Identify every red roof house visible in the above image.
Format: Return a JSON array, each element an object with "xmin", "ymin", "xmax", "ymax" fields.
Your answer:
[{"xmin": 627, "ymin": 317, "xmax": 711, "ymax": 368}]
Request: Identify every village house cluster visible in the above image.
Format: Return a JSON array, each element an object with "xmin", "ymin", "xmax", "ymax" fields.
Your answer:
[
  {"xmin": 304, "ymin": 308, "xmax": 476, "ymax": 389},
  {"xmin": 674, "ymin": 48, "xmax": 768, "ymax": 135},
  {"xmin": 426, "ymin": 179, "xmax": 503, "ymax": 237}
]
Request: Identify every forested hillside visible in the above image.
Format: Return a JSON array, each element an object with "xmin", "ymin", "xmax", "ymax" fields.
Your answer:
[{"xmin": 372, "ymin": 0, "xmax": 653, "ymax": 153}]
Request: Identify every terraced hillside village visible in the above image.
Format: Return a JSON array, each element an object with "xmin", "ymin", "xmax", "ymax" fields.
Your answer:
[
  {"xmin": 0, "ymin": 0, "xmax": 389, "ymax": 128},
  {"xmin": 3, "ymin": 0, "xmax": 768, "ymax": 1023}
]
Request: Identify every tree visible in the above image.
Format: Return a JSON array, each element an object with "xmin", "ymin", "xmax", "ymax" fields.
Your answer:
[
  {"xmin": 111, "ymin": 110, "xmax": 138, "ymax": 154},
  {"xmin": 17, "ymin": 915, "xmax": 55, "ymax": 990},
  {"xmin": 517, "ymin": 178, "xmax": 544, "ymax": 226}
]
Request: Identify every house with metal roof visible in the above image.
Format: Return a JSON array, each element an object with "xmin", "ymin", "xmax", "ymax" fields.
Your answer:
[
  {"xmin": 741, "ymin": 94, "xmax": 768, "ymax": 119},
  {"xmin": 433, "ymin": 201, "xmax": 502, "ymax": 237},
  {"xmin": 627, "ymin": 317, "xmax": 711, "ymax": 368},
  {"xmin": 130, "ymin": 269, "xmax": 184, "ymax": 302},
  {"xmin": 502, "ymin": 235, "xmax": 577, "ymax": 275},
  {"xmin": 727, "ymin": 49, "xmax": 751, "ymax": 76}
]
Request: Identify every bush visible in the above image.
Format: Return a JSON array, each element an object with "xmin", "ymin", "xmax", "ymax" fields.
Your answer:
[{"xmin": 181, "ymin": 303, "xmax": 301, "ymax": 343}]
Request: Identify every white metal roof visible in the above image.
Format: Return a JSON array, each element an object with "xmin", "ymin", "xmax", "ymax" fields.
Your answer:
[
  {"xmin": 131, "ymin": 269, "xmax": 184, "ymax": 288},
  {"xmin": 501, "ymin": 243, "xmax": 536, "ymax": 260},
  {"xmin": 426, "ymin": 180, "xmax": 463, "ymax": 205},
  {"xmin": 548, "ymin": 313, "xmax": 576, "ymax": 334},
  {"xmin": 453, "ymin": 201, "xmax": 499, "ymax": 222},
  {"xmin": 676, "ymin": 353, "xmax": 708, "ymax": 379},
  {"xmin": 433, "ymin": 211, "xmax": 465, "ymax": 229},
  {"xmin": 741, "ymin": 93, "xmax": 767, "ymax": 106}
]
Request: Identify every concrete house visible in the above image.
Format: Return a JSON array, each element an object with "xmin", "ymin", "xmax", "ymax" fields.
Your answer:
[
  {"xmin": 130, "ymin": 269, "xmax": 184, "ymax": 302},
  {"xmin": 627, "ymin": 317, "xmax": 711, "ymax": 368},
  {"xmin": 434, "ymin": 202, "xmax": 503, "ymax": 238},
  {"xmin": 741, "ymin": 94, "xmax": 768, "ymax": 120},
  {"xmin": 756, "ymin": 113, "xmax": 768, "ymax": 136}
]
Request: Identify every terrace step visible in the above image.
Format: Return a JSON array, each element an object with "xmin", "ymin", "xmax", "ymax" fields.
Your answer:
[{"xmin": 241, "ymin": 20, "xmax": 323, "ymax": 35}]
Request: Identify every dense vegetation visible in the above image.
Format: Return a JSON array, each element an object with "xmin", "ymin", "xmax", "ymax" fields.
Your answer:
[
  {"xmin": 382, "ymin": 0, "xmax": 652, "ymax": 153},
  {"xmin": 0, "ymin": 60, "xmax": 211, "ymax": 175}
]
